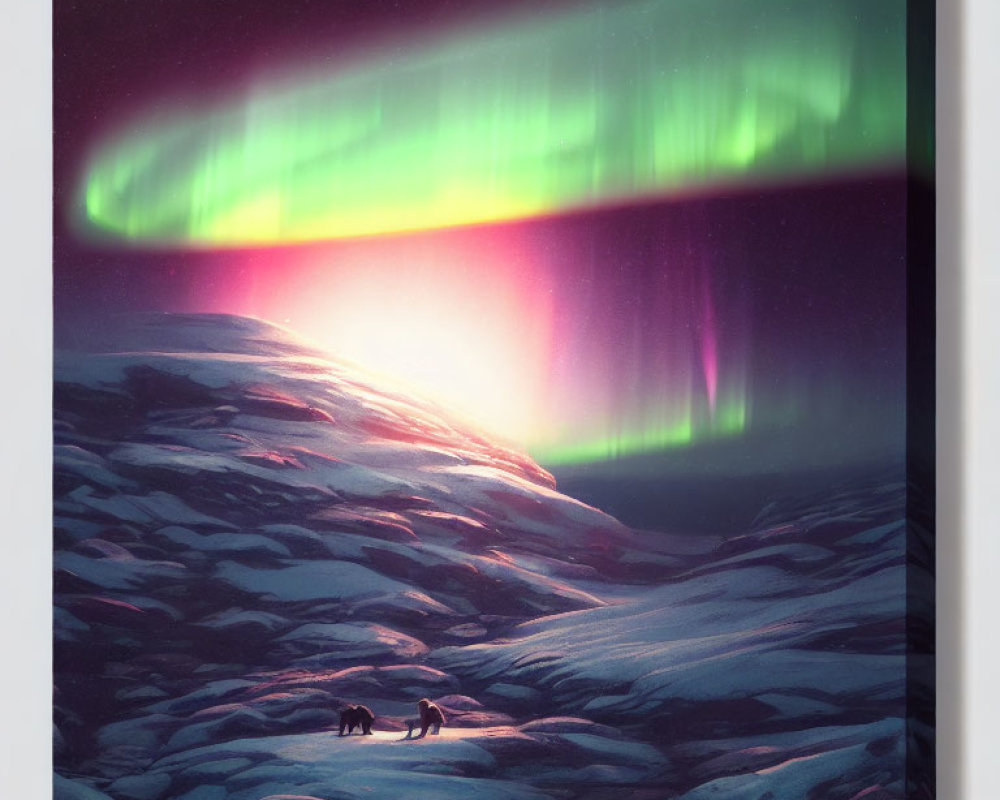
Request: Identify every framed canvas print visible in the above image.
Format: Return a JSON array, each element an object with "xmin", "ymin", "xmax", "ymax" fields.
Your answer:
[{"xmin": 52, "ymin": 1, "xmax": 935, "ymax": 798}]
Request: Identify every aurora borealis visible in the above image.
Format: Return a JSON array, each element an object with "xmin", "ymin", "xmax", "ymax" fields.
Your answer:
[
  {"xmin": 54, "ymin": 0, "xmax": 912, "ymax": 472},
  {"xmin": 76, "ymin": 0, "xmax": 906, "ymax": 246}
]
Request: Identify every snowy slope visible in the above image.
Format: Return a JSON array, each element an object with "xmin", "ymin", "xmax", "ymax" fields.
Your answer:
[{"xmin": 53, "ymin": 313, "xmax": 920, "ymax": 800}]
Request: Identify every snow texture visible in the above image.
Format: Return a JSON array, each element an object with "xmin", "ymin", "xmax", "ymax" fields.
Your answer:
[{"xmin": 53, "ymin": 313, "xmax": 925, "ymax": 799}]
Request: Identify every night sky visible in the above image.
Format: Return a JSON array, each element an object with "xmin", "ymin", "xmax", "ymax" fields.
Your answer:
[{"xmin": 54, "ymin": 0, "xmax": 910, "ymax": 474}]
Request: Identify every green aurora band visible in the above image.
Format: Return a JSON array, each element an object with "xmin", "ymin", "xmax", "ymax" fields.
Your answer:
[
  {"xmin": 79, "ymin": 0, "xmax": 907, "ymax": 246},
  {"xmin": 530, "ymin": 397, "xmax": 749, "ymax": 466}
]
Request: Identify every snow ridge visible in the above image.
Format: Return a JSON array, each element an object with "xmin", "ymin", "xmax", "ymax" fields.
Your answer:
[{"xmin": 53, "ymin": 313, "xmax": 918, "ymax": 800}]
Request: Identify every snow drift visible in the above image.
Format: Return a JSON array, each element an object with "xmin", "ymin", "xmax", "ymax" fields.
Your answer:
[{"xmin": 53, "ymin": 313, "xmax": 922, "ymax": 800}]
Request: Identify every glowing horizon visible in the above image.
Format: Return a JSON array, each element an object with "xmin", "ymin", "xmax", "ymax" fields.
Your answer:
[
  {"xmin": 285, "ymin": 246, "xmax": 555, "ymax": 447},
  {"xmin": 78, "ymin": 0, "xmax": 905, "ymax": 247},
  {"xmin": 63, "ymin": 0, "xmax": 909, "ymax": 469},
  {"xmin": 168, "ymin": 205, "xmax": 755, "ymax": 464}
]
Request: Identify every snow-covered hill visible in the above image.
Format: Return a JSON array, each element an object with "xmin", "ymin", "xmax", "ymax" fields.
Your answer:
[{"xmin": 53, "ymin": 313, "xmax": 922, "ymax": 799}]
